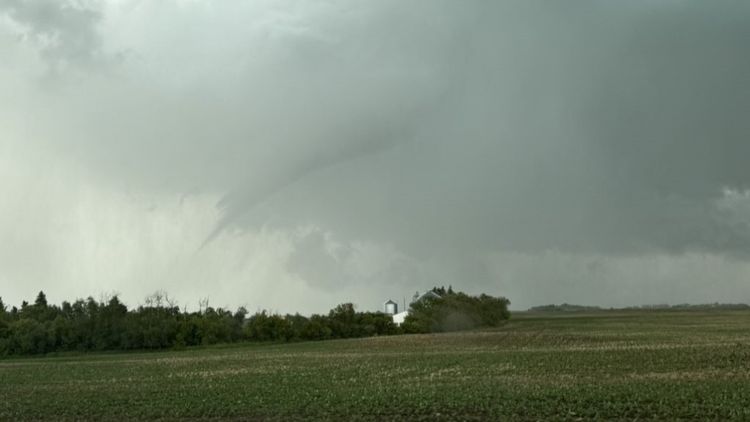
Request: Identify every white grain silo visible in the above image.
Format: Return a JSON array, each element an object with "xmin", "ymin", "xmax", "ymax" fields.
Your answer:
[{"xmin": 384, "ymin": 299, "xmax": 398, "ymax": 315}]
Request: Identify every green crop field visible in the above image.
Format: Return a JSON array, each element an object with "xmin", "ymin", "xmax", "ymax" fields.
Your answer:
[{"xmin": 2, "ymin": 310, "xmax": 750, "ymax": 420}]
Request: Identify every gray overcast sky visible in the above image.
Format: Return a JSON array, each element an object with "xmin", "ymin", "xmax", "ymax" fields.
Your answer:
[{"xmin": 1, "ymin": 1, "xmax": 749, "ymax": 313}]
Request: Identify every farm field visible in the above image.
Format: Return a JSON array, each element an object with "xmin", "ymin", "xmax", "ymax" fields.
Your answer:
[{"xmin": 2, "ymin": 310, "xmax": 750, "ymax": 420}]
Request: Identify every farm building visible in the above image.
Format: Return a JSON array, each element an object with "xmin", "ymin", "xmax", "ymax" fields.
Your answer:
[
  {"xmin": 383, "ymin": 299, "xmax": 398, "ymax": 315},
  {"xmin": 388, "ymin": 290, "xmax": 442, "ymax": 326}
]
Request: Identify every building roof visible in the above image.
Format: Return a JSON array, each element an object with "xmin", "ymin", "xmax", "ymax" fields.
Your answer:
[
  {"xmin": 414, "ymin": 290, "xmax": 441, "ymax": 303},
  {"xmin": 384, "ymin": 299, "xmax": 397, "ymax": 305}
]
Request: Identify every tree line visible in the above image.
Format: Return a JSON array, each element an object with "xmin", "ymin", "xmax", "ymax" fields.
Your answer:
[{"xmin": 0, "ymin": 288, "xmax": 511, "ymax": 356}]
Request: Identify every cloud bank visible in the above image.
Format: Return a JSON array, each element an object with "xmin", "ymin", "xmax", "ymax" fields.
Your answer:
[{"xmin": 1, "ymin": 1, "xmax": 749, "ymax": 312}]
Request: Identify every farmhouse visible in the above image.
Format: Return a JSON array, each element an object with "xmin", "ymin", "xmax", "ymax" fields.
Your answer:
[{"xmin": 385, "ymin": 290, "xmax": 442, "ymax": 325}]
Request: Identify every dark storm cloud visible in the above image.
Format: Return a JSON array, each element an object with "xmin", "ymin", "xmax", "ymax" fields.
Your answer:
[
  {"xmin": 212, "ymin": 1, "xmax": 750, "ymax": 259},
  {"xmin": 3, "ymin": 1, "xmax": 750, "ymax": 309},
  {"xmin": 6, "ymin": 1, "xmax": 749, "ymax": 258}
]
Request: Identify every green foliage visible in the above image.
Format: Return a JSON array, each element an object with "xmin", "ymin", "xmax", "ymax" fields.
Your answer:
[
  {"xmin": 403, "ymin": 288, "xmax": 510, "ymax": 333},
  {"xmin": 244, "ymin": 311, "xmax": 291, "ymax": 341},
  {"xmin": 0, "ymin": 291, "xmax": 401, "ymax": 356},
  {"xmin": 34, "ymin": 291, "xmax": 48, "ymax": 307},
  {"xmin": 4, "ymin": 318, "xmax": 54, "ymax": 355},
  {"xmin": 2, "ymin": 310, "xmax": 750, "ymax": 420},
  {"xmin": 0, "ymin": 287, "xmax": 510, "ymax": 356},
  {"xmin": 300, "ymin": 314, "xmax": 333, "ymax": 340}
]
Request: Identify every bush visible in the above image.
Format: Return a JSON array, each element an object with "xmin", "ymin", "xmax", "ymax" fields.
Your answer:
[{"xmin": 403, "ymin": 290, "xmax": 510, "ymax": 333}]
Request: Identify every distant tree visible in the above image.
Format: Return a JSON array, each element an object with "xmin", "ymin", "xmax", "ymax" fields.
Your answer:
[
  {"xmin": 329, "ymin": 303, "xmax": 358, "ymax": 338},
  {"xmin": 0, "ymin": 300, "xmax": 8, "ymax": 353},
  {"xmin": 230, "ymin": 307, "xmax": 248, "ymax": 341},
  {"xmin": 7, "ymin": 318, "xmax": 53, "ymax": 355},
  {"xmin": 20, "ymin": 291, "xmax": 56, "ymax": 323},
  {"xmin": 301, "ymin": 314, "xmax": 333, "ymax": 340},
  {"xmin": 175, "ymin": 313, "xmax": 202, "ymax": 347},
  {"xmin": 358, "ymin": 312, "xmax": 399, "ymax": 337},
  {"xmin": 404, "ymin": 290, "xmax": 510, "ymax": 333},
  {"xmin": 195, "ymin": 307, "xmax": 233, "ymax": 345},
  {"xmin": 0, "ymin": 323, "xmax": 8, "ymax": 355},
  {"xmin": 35, "ymin": 291, "xmax": 48, "ymax": 307},
  {"xmin": 50, "ymin": 314, "xmax": 74, "ymax": 351},
  {"xmin": 96, "ymin": 295, "xmax": 128, "ymax": 350},
  {"xmin": 283, "ymin": 313, "xmax": 308, "ymax": 340},
  {"xmin": 244, "ymin": 311, "xmax": 293, "ymax": 342},
  {"xmin": 329, "ymin": 303, "xmax": 356, "ymax": 321}
]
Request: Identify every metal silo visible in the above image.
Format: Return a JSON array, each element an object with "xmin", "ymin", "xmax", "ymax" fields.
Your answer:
[{"xmin": 384, "ymin": 299, "xmax": 398, "ymax": 315}]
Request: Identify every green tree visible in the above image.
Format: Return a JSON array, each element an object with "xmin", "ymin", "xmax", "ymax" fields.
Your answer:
[
  {"xmin": 403, "ymin": 289, "xmax": 510, "ymax": 333},
  {"xmin": 8, "ymin": 318, "xmax": 53, "ymax": 355},
  {"xmin": 244, "ymin": 311, "xmax": 293, "ymax": 342},
  {"xmin": 328, "ymin": 303, "xmax": 358, "ymax": 338},
  {"xmin": 96, "ymin": 295, "xmax": 128, "ymax": 350},
  {"xmin": 300, "ymin": 315, "xmax": 332, "ymax": 340},
  {"xmin": 35, "ymin": 291, "xmax": 48, "ymax": 307}
]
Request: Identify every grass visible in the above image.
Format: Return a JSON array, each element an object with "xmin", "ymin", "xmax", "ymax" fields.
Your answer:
[{"xmin": 2, "ymin": 310, "xmax": 750, "ymax": 420}]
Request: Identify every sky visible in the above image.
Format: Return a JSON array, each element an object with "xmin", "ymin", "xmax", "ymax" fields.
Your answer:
[{"xmin": 1, "ymin": 0, "xmax": 749, "ymax": 314}]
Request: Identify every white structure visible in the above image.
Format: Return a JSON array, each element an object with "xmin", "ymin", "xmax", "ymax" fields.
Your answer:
[
  {"xmin": 389, "ymin": 290, "xmax": 442, "ymax": 326},
  {"xmin": 384, "ymin": 299, "xmax": 398, "ymax": 315},
  {"xmin": 392, "ymin": 311, "xmax": 409, "ymax": 325}
]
